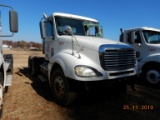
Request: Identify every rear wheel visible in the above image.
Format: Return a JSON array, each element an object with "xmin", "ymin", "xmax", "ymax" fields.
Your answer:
[
  {"xmin": 29, "ymin": 56, "xmax": 44, "ymax": 75},
  {"xmin": 50, "ymin": 69, "xmax": 77, "ymax": 106},
  {"xmin": 31, "ymin": 57, "xmax": 38, "ymax": 75},
  {"xmin": 28, "ymin": 56, "xmax": 33, "ymax": 72},
  {"xmin": 28, "ymin": 56, "xmax": 38, "ymax": 75}
]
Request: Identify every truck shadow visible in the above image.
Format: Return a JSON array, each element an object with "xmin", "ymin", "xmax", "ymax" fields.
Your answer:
[
  {"xmin": 67, "ymin": 84, "xmax": 160, "ymax": 120},
  {"xmin": 17, "ymin": 67, "xmax": 160, "ymax": 120},
  {"xmin": 17, "ymin": 67, "xmax": 54, "ymax": 101}
]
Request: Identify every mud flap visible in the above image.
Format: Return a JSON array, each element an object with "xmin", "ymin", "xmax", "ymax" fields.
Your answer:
[
  {"xmin": 3, "ymin": 54, "xmax": 13, "ymax": 86},
  {"xmin": 5, "ymin": 74, "xmax": 12, "ymax": 86}
]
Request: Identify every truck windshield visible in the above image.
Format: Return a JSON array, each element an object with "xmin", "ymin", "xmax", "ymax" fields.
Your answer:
[
  {"xmin": 143, "ymin": 30, "xmax": 160, "ymax": 44},
  {"xmin": 55, "ymin": 16, "xmax": 103, "ymax": 37}
]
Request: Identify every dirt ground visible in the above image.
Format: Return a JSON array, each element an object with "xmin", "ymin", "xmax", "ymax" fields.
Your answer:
[{"xmin": 1, "ymin": 50, "xmax": 160, "ymax": 120}]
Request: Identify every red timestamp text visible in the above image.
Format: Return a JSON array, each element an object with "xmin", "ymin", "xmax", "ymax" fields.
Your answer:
[{"xmin": 123, "ymin": 105, "xmax": 154, "ymax": 110}]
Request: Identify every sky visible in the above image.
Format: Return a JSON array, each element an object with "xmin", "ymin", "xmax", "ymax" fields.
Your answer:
[{"xmin": 0, "ymin": 0, "xmax": 160, "ymax": 43}]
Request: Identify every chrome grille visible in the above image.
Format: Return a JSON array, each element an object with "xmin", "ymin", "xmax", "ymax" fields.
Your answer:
[{"xmin": 99, "ymin": 45, "xmax": 136, "ymax": 71}]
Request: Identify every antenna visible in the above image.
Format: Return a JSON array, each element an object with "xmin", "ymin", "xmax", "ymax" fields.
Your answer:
[
  {"xmin": 120, "ymin": 28, "xmax": 123, "ymax": 34},
  {"xmin": 43, "ymin": 13, "xmax": 47, "ymax": 19}
]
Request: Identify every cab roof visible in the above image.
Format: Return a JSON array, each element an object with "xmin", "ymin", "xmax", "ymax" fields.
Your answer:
[
  {"xmin": 125, "ymin": 27, "xmax": 160, "ymax": 32},
  {"xmin": 49, "ymin": 12, "xmax": 98, "ymax": 23}
]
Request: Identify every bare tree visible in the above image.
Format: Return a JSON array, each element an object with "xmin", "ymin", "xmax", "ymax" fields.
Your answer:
[{"xmin": 2, "ymin": 40, "xmax": 42, "ymax": 50}]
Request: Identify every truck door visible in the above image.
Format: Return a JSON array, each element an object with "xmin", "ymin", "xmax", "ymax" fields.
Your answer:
[
  {"xmin": 129, "ymin": 31, "xmax": 146, "ymax": 61},
  {"xmin": 44, "ymin": 19, "xmax": 55, "ymax": 60}
]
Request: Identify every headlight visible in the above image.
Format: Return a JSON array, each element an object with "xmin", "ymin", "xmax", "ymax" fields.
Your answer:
[{"xmin": 75, "ymin": 66, "xmax": 97, "ymax": 77}]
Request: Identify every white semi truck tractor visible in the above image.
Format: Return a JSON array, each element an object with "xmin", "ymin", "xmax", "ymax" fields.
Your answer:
[
  {"xmin": 28, "ymin": 12, "xmax": 137, "ymax": 106},
  {"xmin": 0, "ymin": 4, "xmax": 18, "ymax": 116},
  {"xmin": 120, "ymin": 27, "xmax": 160, "ymax": 85}
]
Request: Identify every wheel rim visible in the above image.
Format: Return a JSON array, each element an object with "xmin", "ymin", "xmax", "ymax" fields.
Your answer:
[
  {"xmin": 146, "ymin": 69, "xmax": 160, "ymax": 84},
  {"xmin": 53, "ymin": 76, "xmax": 65, "ymax": 99}
]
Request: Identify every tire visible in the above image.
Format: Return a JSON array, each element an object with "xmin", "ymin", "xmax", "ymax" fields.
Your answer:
[
  {"xmin": 31, "ymin": 57, "xmax": 38, "ymax": 75},
  {"xmin": 30, "ymin": 56, "xmax": 45, "ymax": 76},
  {"xmin": 0, "ymin": 72, "xmax": 3, "ymax": 118},
  {"xmin": 50, "ymin": 69, "xmax": 77, "ymax": 106},
  {"xmin": 143, "ymin": 65, "xmax": 160, "ymax": 85},
  {"xmin": 28, "ymin": 56, "xmax": 33, "ymax": 72}
]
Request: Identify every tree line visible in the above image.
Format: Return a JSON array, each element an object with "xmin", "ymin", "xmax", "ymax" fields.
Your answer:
[{"xmin": 2, "ymin": 40, "xmax": 42, "ymax": 50}]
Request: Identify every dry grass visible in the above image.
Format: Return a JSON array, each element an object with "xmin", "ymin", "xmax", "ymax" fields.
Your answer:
[
  {"xmin": 1, "ymin": 50, "xmax": 160, "ymax": 120},
  {"xmin": 2, "ymin": 50, "xmax": 69, "ymax": 120}
]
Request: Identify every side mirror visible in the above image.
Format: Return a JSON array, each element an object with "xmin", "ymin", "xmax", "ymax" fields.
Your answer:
[
  {"xmin": 119, "ymin": 28, "xmax": 124, "ymax": 42},
  {"xmin": 9, "ymin": 10, "xmax": 18, "ymax": 33},
  {"xmin": 128, "ymin": 31, "xmax": 135, "ymax": 44},
  {"xmin": 63, "ymin": 25, "xmax": 72, "ymax": 35},
  {"xmin": 39, "ymin": 20, "xmax": 46, "ymax": 39},
  {"xmin": 0, "ymin": 4, "xmax": 18, "ymax": 37}
]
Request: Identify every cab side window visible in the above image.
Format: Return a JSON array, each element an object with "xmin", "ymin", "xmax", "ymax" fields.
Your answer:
[
  {"xmin": 45, "ymin": 20, "xmax": 54, "ymax": 37},
  {"xmin": 134, "ymin": 31, "xmax": 141, "ymax": 43}
]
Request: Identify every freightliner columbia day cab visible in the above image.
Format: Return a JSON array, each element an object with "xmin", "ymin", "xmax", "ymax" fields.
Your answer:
[{"xmin": 28, "ymin": 12, "xmax": 137, "ymax": 105}]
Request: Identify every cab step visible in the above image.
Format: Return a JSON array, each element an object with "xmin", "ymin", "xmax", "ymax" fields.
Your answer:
[{"xmin": 38, "ymin": 75, "xmax": 48, "ymax": 82}]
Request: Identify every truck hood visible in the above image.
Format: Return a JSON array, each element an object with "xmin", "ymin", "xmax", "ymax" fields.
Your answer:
[{"xmin": 75, "ymin": 36, "xmax": 129, "ymax": 51}]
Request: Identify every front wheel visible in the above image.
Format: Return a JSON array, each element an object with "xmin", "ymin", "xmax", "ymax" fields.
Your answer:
[
  {"xmin": 143, "ymin": 65, "xmax": 160, "ymax": 85},
  {"xmin": 50, "ymin": 69, "xmax": 77, "ymax": 106}
]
